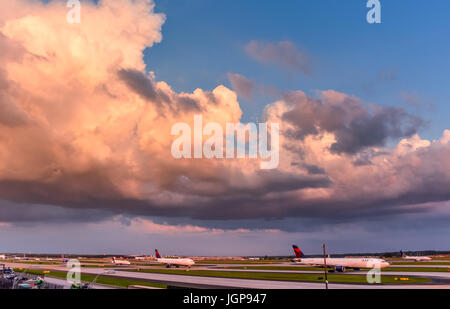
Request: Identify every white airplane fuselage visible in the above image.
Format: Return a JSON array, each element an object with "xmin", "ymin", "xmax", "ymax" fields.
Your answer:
[
  {"xmin": 112, "ymin": 259, "xmax": 131, "ymax": 265},
  {"xmin": 157, "ymin": 258, "xmax": 195, "ymax": 268},
  {"xmin": 293, "ymin": 257, "xmax": 390, "ymax": 270},
  {"xmin": 403, "ymin": 256, "xmax": 432, "ymax": 262}
]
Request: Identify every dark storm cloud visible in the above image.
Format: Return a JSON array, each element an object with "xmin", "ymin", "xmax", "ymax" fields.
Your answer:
[
  {"xmin": 118, "ymin": 68, "xmax": 202, "ymax": 112},
  {"xmin": 166, "ymin": 169, "xmax": 331, "ymax": 198},
  {"xmin": 114, "ymin": 154, "xmax": 450, "ymax": 222},
  {"xmin": 282, "ymin": 91, "xmax": 425, "ymax": 154},
  {"xmin": 0, "ymin": 160, "xmax": 449, "ymax": 229},
  {"xmin": 146, "ymin": 202, "xmax": 450, "ymax": 234},
  {"xmin": 0, "ymin": 168, "xmax": 332, "ymax": 224},
  {"xmin": 118, "ymin": 68, "xmax": 161, "ymax": 102},
  {"xmin": 0, "ymin": 200, "xmax": 114, "ymax": 225},
  {"xmin": 302, "ymin": 164, "xmax": 326, "ymax": 175},
  {"xmin": 330, "ymin": 107, "xmax": 424, "ymax": 154},
  {"xmin": 0, "ymin": 165, "xmax": 125, "ymax": 206}
]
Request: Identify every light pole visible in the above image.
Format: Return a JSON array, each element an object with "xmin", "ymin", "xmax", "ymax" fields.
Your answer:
[
  {"xmin": 87, "ymin": 269, "xmax": 116, "ymax": 289},
  {"xmin": 322, "ymin": 244, "xmax": 329, "ymax": 290}
]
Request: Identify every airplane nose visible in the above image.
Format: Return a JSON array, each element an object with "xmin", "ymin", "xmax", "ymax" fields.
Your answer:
[{"xmin": 382, "ymin": 262, "xmax": 390, "ymax": 268}]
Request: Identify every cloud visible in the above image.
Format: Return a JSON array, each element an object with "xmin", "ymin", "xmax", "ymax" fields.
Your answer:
[
  {"xmin": 281, "ymin": 90, "xmax": 424, "ymax": 154},
  {"xmin": 122, "ymin": 217, "xmax": 281, "ymax": 235},
  {"xmin": 360, "ymin": 67, "xmax": 398, "ymax": 95},
  {"xmin": 0, "ymin": 200, "xmax": 115, "ymax": 225},
  {"xmin": 244, "ymin": 40, "xmax": 311, "ymax": 75},
  {"xmin": 0, "ymin": 222, "xmax": 11, "ymax": 228},
  {"xmin": 0, "ymin": 0, "xmax": 448, "ymax": 229},
  {"xmin": 227, "ymin": 73, "xmax": 255, "ymax": 100},
  {"xmin": 118, "ymin": 68, "xmax": 202, "ymax": 113},
  {"xmin": 400, "ymin": 91, "xmax": 433, "ymax": 110},
  {"xmin": 227, "ymin": 73, "xmax": 281, "ymax": 100}
]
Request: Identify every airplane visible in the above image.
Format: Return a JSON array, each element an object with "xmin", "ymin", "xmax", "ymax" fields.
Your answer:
[
  {"xmin": 111, "ymin": 257, "xmax": 131, "ymax": 265},
  {"xmin": 61, "ymin": 254, "xmax": 70, "ymax": 263},
  {"xmin": 292, "ymin": 245, "xmax": 390, "ymax": 272},
  {"xmin": 400, "ymin": 251, "xmax": 432, "ymax": 262},
  {"xmin": 155, "ymin": 249, "xmax": 195, "ymax": 268}
]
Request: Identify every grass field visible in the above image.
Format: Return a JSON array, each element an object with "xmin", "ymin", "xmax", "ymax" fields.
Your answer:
[
  {"xmin": 196, "ymin": 260, "xmax": 290, "ymax": 264},
  {"xmin": 81, "ymin": 264, "xmax": 119, "ymax": 268},
  {"xmin": 15, "ymin": 269, "xmax": 167, "ymax": 289},
  {"xmin": 78, "ymin": 260, "xmax": 111, "ymax": 264},
  {"xmin": 131, "ymin": 263, "xmax": 167, "ymax": 267},
  {"xmin": 129, "ymin": 268, "xmax": 431, "ymax": 285},
  {"xmin": 388, "ymin": 258, "xmax": 450, "ymax": 261},
  {"xmin": 221, "ymin": 266, "xmax": 450, "ymax": 273},
  {"xmin": 391, "ymin": 261, "xmax": 450, "ymax": 266},
  {"xmin": 222, "ymin": 266, "xmax": 327, "ymax": 271},
  {"xmin": 383, "ymin": 267, "xmax": 450, "ymax": 272}
]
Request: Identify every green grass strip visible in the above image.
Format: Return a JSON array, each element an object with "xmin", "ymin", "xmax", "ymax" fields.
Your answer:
[
  {"xmin": 222, "ymin": 266, "xmax": 450, "ymax": 273},
  {"xmin": 128, "ymin": 268, "xmax": 430, "ymax": 285},
  {"xmin": 391, "ymin": 262, "xmax": 450, "ymax": 266}
]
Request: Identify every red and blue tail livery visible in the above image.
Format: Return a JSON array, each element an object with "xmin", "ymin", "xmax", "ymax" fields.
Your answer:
[
  {"xmin": 155, "ymin": 249, "xmax": 161, "ymax": 259},
  {"xmin": 292, "ymin": 245, "xmax": 305, "ymax": 258}
]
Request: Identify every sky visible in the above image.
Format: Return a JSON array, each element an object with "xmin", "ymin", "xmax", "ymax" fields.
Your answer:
[{"xmin": 0, "ymin": 0, "xmax": 449, "ymax": 256}]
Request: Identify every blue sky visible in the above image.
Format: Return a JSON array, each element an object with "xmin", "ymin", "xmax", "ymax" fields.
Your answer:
[{"xmin": 146, "ymin": 0, "xmax": 450, "ymax": 138}]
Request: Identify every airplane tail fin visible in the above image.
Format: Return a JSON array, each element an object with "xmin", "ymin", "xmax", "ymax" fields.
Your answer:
[
  {"xmin": 292, "ymin": 245, "xmax": 305, "ymax": 258},
  {"xmin": 155, "ymin": 249, "xmax": 161, "ymax": 259},
  {"xmin": 400, "ymin": 250, "xmax": 405, "ymax": 257}
]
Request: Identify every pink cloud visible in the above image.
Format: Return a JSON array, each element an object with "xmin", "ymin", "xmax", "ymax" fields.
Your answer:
[{"xmin": 89, "ymin": 217, "xmax": 282, "ymax": 236}]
